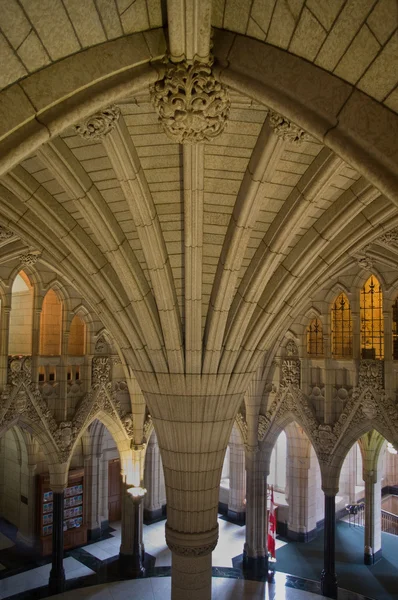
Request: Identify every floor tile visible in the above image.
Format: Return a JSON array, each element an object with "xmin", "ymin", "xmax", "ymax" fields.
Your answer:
[{"xmin": 0, "ymin": 535, "xmax": 14, "ymax": 552}]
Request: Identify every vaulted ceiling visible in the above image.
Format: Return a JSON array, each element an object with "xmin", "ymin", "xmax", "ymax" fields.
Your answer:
[{"xmin": 0, "ymin": 0, "xmax": 397, "ymax": 393}]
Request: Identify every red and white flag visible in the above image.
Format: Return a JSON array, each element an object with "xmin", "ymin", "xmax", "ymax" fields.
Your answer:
[{"xmin": 267, "ymin": 485, "xmax": 276, "ymax": 559}]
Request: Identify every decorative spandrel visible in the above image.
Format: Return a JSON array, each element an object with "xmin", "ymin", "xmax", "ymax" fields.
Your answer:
[{"xmin": 151, "ymin": 59, "xmax": 230, "ymax": 144}]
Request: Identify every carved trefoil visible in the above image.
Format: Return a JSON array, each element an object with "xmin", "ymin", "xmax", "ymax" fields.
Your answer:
[{"xmin": 151, "ymin": 59, "xmax": 230, "ymax": 143}]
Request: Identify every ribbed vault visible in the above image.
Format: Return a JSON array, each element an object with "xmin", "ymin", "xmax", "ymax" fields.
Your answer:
[{"xmin": 0, "ymin": 4, "xmax": 397, "ymax": 591}]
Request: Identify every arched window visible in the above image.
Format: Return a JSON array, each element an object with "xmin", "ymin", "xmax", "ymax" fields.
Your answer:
[
  {"xmin": 360, "ymin": 275, "xmax": 383, "ymax": 359},
  {"xmin": 9, "ymin": 271, "xmax": 33, "ymax": 355},
  {"xmin": 307, "ymin": 318, "xmax": 324, "ymax": 357},
  {"xmin": 393, "ymin": 297, "xmax": 398, "ymax": 360},
  {"xmin": 268, "ymin": 430, "xmax": 287, "ymax": 492},
  {"xmin": 331, "ymin": 293, "xmax": 352, "ymax": 358},
  {"xmin": 40, "ymin": 289, "xmax": 62, "ymax": 355},
  {"xmin": 68, "ymin": 315, "xmax": 86, "ymax": 356}
]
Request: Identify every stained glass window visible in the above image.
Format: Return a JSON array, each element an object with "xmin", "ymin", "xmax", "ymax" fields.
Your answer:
[
  {"xmin": 360, "ymin": 275, "xmax": 383, "ymax": 359},
  {"xmin": 331, "ymin": 293, "xmax": 352, "ymax": 358},
  {"xmin": 307, "ymin": 318, "xmax": 324, "ymax": 356}
]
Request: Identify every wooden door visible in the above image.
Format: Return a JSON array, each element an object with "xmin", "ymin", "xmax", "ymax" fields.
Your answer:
[{"xmin": 108, "ymin": 459, "xmax": 121, "ymax": 522}]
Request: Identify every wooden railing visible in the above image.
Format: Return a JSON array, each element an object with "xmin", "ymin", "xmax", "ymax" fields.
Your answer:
[{"xmin": 381, "ymin": 509, "xmax": 398, "ymax": 535}]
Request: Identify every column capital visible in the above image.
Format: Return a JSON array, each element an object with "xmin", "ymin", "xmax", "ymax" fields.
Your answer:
[{"xmin": 165, "ymin": 523, "xmax": 218, "ymax": 557}]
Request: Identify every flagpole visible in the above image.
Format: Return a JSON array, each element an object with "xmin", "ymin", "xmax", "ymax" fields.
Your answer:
[{"xmin": 267, "ymin": 484, "xmax": 276, "ymax": 581}]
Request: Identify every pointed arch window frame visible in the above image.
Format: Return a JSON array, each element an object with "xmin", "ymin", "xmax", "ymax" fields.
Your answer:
[
  {"xmin": 360, "ymin": 275, "xmax": 384, "ymax": 360},
  {"xmin": 307, "ymin": 317, "xmax": 324, "ymax": 357},
  {"xmin": 331, "ymin": 292, "xmax": 353, "ymax": 358}
]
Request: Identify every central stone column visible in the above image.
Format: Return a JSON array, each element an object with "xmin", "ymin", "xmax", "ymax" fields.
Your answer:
[
  {"xmin": 166, "ymin": 525, "xmax": 218, "ymax": 600},
  {"xmin": 144, "ymin": 380, "xmax": 243, "ymax": 600}
]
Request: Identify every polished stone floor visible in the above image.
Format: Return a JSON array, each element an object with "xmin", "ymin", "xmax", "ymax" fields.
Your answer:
[
  {"xmin": 45, "ymin": 575, "xmax": 334, "ymax": 600},
  {"xmin": 0, "ymin": 517, "xmax": 376, "ymax": 600}
]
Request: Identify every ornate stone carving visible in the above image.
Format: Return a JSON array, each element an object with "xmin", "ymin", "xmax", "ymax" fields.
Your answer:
[
  {"xmin": 377, "ymin": 228, "xmax": 398, "ymax": 245},
  {"xmin": 357, "ymin": 255, "xmax": 373, "ymax": 270},
  {"xmin": 121, "ymin": 412, "xmax": 134, "ymax": 438},
  {"xmin": 281, "ymin": 359, "xmax": 300, "ymax": 388},
  {"xmin": 92, "ymin": 357, "xmax": 111, "ymax": 387},
  {"xmin": 75, "ymin": 105, "xmax": 120, "ymax": 140},
  {"xmin": 8, "ymin": 356, "xmax": 32, "ymax": 386},
  {"xmin": 143, "ymin": 414, "xmax": 153, "ymax": 442},
  {"xmin": 361, "ymin": 390, "xmax": 378, "ymax": 420},
  {"xmin": 166, "ymin": 541, "xmax": 217, "ymax": 556},
  {"xmin": 20, "ymin": 253, "xmax": 40, "ymax": 267},
  {"xmin": 151, "ymin": 59, "xmax": 230, "ymax": 143},
  {"xmin": 257, "ymin": 414, "xmax": 270, "ymax": 442},
  {"xmin": 0, "ymin": 226, "xmax": 14, "ymax": 241},
  {"xmin": 269, "ymin": 111, "xmax": 310, "ymax": 144},
  {"xmin": 235, "ymin": 411, "xmax": 248, "ymax": 445},
  {"xmin": 285, "ymin": 340, "xmax": 298, "ymax": 356},
  {"xmin": 358, "ymin": 360, "xmax": 383, "ymax": 391},
  {"xmin": 95, "ymin": 336, "xmax": 108, "ymax": 354}
]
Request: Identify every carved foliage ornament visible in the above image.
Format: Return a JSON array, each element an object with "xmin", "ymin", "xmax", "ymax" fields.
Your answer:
[
  {"xmin": 20, "ymin": 253, "xmax": 40, "ymax": 267},
  {"xmin": 167, "ymin": 541, "xmax": 217, "ymax": 557},
  {"xmin": 358, "ymin": 360, "xmax": 384, "ymax": 391},
  {"xmin": 269, "ymin": 111, "xmax": 311, "ymax": 145},
  {"xmin": 0, "ymin": 226, "xmax": 14, "ymax": 241},
  {"xmin": 281, "ymin": 359, "xmax": 300, "ymax": 388},
  {"xmin": 75, "ymin": 105, "xmax": 121, "ymax": 140},
  {"xmin": 151, "ymin": 59, "xmax": 230, "ymax": 143},
  {"xmin": 377, "ymin": 229, "xmax": 398, "ymax": 246},
  {"xmin": 357, "ymin": 255, "xmax": 373, "ymax": 270}
]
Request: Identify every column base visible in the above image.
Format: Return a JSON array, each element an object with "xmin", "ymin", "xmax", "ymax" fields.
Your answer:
[
  {"xmin": 287, "ymin": 527, "xmax": 317, "ymax": 542},
  {"xmin": 242, "ymin": 552, "xmax": 268, "ymax": 577},
  {"xmin": 364, "ymin": 548, "xmax": 382, "ymax": 565},
  {"xmin": 48, "ymin": 569, "xmax": 65, "ymax": 595},
  {"xmin": 119, "ymin": 552, "xmax": 145, "ymax": 577},
  {"xmin": 321, "ymin": 569, "xmax": 338, "ymax": 599},
  {"xmin": 227, "ymin": 509, "xmax": 246, "ymax": 524}
]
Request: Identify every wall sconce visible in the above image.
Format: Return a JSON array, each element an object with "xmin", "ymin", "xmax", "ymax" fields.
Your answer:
[{"xmin": 127, "ymin": 486, "xmax": 147, "ymax": 501}]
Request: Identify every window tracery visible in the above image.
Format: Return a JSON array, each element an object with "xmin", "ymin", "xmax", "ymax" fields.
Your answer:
[
  {"xmin": 307, "ymin": 318, "xmax": 324, "ymax": 357},
  {"xmin": 360, "ymin": 275, "xmax": 383, "ymax": 359},
  {"xmin": 331, "ymin": 293, "xmax": 352, "ymax": 358}
]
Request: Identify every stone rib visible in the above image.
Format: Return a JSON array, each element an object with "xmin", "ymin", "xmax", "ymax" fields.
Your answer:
[
  {"xmin": 103, "ymin": 116, "xmax": 184, "ymax": 374},
  {"xmin": 183, "ymin": 144, "xmax": 204, "ymax": 374},
  {"xmin": 203, "ymin": 118, "xmax": 284, "ymax": 374}
]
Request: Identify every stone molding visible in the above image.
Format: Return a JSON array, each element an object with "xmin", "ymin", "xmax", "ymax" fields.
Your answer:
[
  {"xmin": 165, "ymin": 523, "xmax": 218, "ymax": 557},
  {"xmin": 151, "ymin": 58, "xmax": 230, "ymax": 143},
  {"xmin": 75, "ymin": 105, "xmax": 121, "ymax": 140}
]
